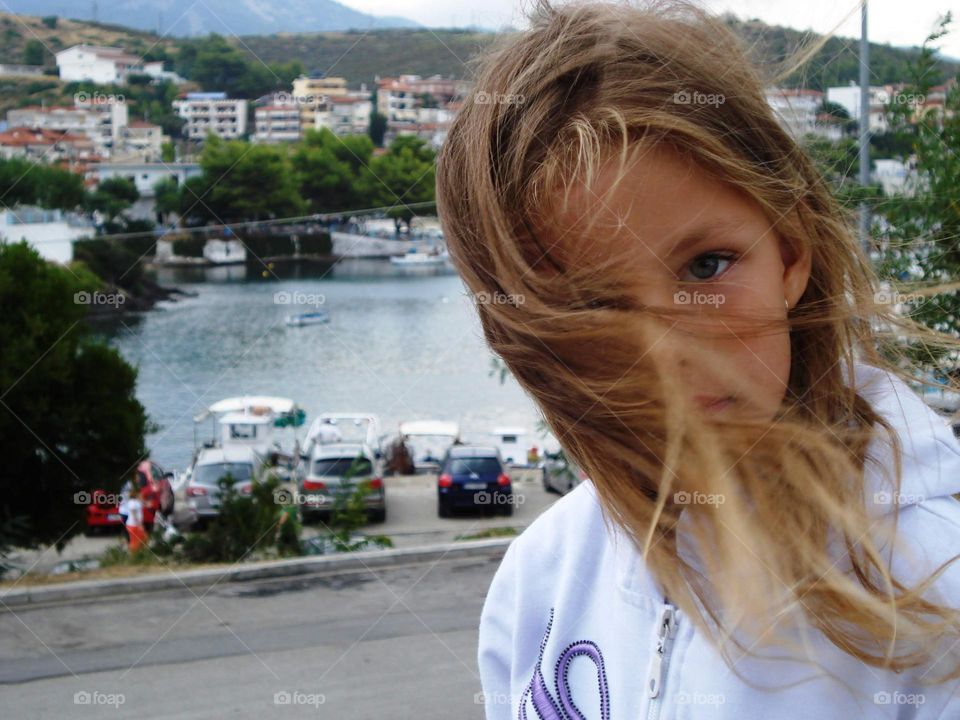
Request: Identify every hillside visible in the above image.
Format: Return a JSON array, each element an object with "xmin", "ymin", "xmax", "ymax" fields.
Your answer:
[
  {"xmin": 0, "ymin": 11, "xmax": 956, "ymax": 99},
  {"xmin": 0, "ymin": 0, "xmax": 417, "ymax": 36}
]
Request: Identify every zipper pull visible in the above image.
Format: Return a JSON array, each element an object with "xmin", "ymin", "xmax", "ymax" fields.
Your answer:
[{"xmin": 647, "ymin": 605, "xmax": 677, "ymax": 698}]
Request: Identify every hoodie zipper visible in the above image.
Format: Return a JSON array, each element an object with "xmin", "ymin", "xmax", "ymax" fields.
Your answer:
[{"xmin": 645, "ymin": 597, "xmax": 678, "ymax": 720}]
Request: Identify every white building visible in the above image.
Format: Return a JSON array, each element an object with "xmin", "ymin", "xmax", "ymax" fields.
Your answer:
[
  {"xmin": 142, "ymin": 61, "xmax": 186, "ymax": 85},
  {"xmin": 826, "ymin": 84, "xmax": 892, "ymax": 133},
  {"xmin": 0, "ymin": 206, "xmax": 95, "ymax": 263},
  {"xmin": 7, "ymin": 100, "xmax": 128, "ymax": 157},
  {"xmin": 56, "ymin": 45, "xmax": 145, "ymax": 84},
  {"xmin": 254, "ymin": 104, "xmax": 301, "ymax": 143},
  {"xmin": 173, "ymin": 92, "xmax": 248, "ymax": 141},
  {"xmin": 89, "ymin": 162, "xmax": 201, "ymax": 221},
  {"xmin": 315, "ymin": 97, "xmax": 372, "ymax": 136},
  {"xmin": 115, "ymin": 121, "xmax": 165, "ymax": 162}
]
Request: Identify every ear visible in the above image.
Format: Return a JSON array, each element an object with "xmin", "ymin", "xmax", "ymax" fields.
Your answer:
[{"xmin": 780, "ymin": 235, "xmax": 811, "ymax": 310}]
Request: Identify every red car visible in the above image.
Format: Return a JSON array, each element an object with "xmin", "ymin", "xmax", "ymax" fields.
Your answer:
[{"xmin": 85, "ymin": 460, "xmax": 175, "ymax": 534}]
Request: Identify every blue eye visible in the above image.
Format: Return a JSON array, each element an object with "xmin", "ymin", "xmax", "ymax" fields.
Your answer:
[{"xmin": 685, "ymin": 253, "xmax": 733, "ymax": 281}]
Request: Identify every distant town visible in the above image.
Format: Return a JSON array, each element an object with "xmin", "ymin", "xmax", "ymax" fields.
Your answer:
[{"xmin": 0, "ymin": 14, "xmax": 956, "ymax": 270}]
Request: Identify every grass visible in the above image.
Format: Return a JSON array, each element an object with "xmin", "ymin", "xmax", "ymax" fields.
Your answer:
[{"xmin": 454, "ymin": 526, "xmax": 518, "ymax": 541}]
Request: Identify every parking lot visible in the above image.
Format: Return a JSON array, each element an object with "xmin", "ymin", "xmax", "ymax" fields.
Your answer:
[{"xmin": 8, "ymin": 469, "xmax": 557, "ymax": 576}]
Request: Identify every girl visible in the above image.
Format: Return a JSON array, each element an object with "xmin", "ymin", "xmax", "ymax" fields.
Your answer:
[
  {"xmin": 435, "ymin": 1, "xmax": 960, "ymax": 717},
  {"xmin": 124, "ymin": 486, "xmax": 147, "ymax": 554}
]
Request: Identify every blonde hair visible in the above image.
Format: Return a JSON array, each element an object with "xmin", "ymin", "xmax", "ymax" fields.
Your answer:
[{"xmin": 437, "ymin": 0, "xmax": 960, "ymax": 684}]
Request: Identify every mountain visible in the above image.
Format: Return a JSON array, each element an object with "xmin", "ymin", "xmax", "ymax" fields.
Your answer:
[{"xmin": 0, "ymin": 0, "xmax": 419, "ymax": 36}]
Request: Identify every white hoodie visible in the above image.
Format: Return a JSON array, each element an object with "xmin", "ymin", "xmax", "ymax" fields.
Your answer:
[{"xmin": 478, "ymin": 363, "xmax": 960, "ymax": 719}]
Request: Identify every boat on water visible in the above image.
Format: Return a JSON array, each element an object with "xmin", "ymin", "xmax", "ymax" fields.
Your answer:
[
  {"xmin": 389, "ymin": 246, "xmax": 451, "ymax": 268},
  {"xmin": 285, "ymin": 310, "xmax": 330, "ymax": 327}
]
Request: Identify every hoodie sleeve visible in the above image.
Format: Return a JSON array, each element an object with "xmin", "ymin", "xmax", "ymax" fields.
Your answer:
[
  {"xmin": 478, "ymin": 537, "xmax": 521, "ymax": 719},
  {"xmin": 891, "ymin": 497, "xmax": 960, "ymax": 718}
]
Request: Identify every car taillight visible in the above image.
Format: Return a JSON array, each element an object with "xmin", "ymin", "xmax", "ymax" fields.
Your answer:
[
  {"xmin": 497, "ymin": 473, "xmax": 511, "ymax": 486},
  {"xmin": 303, "ymin": 479, "xmax": 326, "ymax": 491},
  {"xmin": 438, "ymin": 474, "xmax": 452, "ymax": 488},
  {"xmin": 239, "ymin": 484, "xmax": 253, "ymax": 495},
  {"xmin": 369, "ymin": 478, "xmax": 383, "ymax": 489},
  {"xmin": 186, "ymin": 486, "xmax": 207, "ymax": 497}
]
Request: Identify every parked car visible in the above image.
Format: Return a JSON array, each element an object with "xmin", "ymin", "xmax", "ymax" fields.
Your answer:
[
  {"xmin": 85, "ymin": 460, "xmax": 174, "ymax": 534},
  {"xmin": 184, "ymin": 445, "xmax": 265, "ymax": 529},
  {"xmin": 541, "ymin": 452, "xmax": 586, "ymax": 495},
  {"xmin": 437, "ymin": 445, "xmax": 512, "ymax": 517},
  {"xmin": 297, "ymin": 443, "xmax": 386, "ymax": 523}
]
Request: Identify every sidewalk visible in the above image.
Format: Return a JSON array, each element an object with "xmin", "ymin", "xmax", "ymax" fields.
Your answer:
[{"xmin": 0, "ymin": 536, "xmax": 514, "ymax": 609}]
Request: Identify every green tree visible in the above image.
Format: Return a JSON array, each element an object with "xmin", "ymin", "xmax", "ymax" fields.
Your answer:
[
  {"xmin": 22, "ymin": 39, "xmax": 45, "ymax": 66},
  {"xmin": 0, "ymin": 242, "xmax": 148, "ymax": 552},
  {"xmin": 186, "ymin": 136, "xmax": 304, "ymax": 223},
  {"xmin": 292, "ymin": 128, "xmax": 373, "ymax": 212},
  {"xmin": 357, "ymin": 135, "xmax": 436, "ymax": 226},
  {"xmin": 0, "ymin": 158, "xmax": 85, "ymax": 210},
  {"xmin": 368, "ymin": 110, "xmax": 387, "ymax": 147},
  {"xmin": 86, "ymin": 177, "xmax": 139, "ymax": 223},
  {"xmin": 875, "ymin": 13, "xmax": 960, "ymax": 372},
  {"xmin": 153, "ymin": 177, "xmax": 181, "ymax": 224}
]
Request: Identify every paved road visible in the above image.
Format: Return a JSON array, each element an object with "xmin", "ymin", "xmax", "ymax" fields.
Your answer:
[{"xmin": 0, "ymin": 553, "xmax": 507, "ymax": 718}]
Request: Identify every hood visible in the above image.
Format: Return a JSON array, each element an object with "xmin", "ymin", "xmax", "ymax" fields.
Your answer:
[{"xmin": 854, "ymin": 362, "xmax": 960, "ymax": 515}]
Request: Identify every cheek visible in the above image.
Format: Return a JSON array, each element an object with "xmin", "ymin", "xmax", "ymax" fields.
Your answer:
[{"xmin": 732, "ymin": 327, "xmax": 792, "ymax": 410}]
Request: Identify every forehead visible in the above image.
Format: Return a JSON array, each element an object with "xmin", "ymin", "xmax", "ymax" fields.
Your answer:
[{"xmin": 543, "ymin": 142, "xmax": 762, "ymax": 269}]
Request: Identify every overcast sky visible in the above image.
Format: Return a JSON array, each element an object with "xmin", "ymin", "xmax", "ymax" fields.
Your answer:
[{"xmin": 352, "ymin": 0, "xmax": 960, "ymax": 60}]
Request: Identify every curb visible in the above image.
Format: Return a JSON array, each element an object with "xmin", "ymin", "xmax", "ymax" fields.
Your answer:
[{"xmin": 0, "ymin": 537, "xmax": 515, "ymax": 610}]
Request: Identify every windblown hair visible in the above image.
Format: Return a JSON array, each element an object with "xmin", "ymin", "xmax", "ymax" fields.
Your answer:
[{"xmin": 436, "ymin": 0, "xmax": 960, "ymax": 685}]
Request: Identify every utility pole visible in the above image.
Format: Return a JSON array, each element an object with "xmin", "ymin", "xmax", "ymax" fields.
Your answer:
[{"xmin": 858, "ymin": 0, "xmax": 871, "ymax": 255}]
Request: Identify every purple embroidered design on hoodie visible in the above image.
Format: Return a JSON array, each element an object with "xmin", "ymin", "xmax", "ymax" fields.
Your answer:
[{"xmin": 519, "ymin": 608, "xmax": 611, "ymax": 720}]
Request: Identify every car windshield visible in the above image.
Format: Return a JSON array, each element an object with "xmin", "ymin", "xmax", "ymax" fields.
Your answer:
[
  {"xmin": 447, "ymin": 457, "xmax": 501, "ymax": 475},
  {"xmin": 311, "ymin": 456, "xmax": 372, "ymax": 477},
  {"xmin": 194, "ymin": 462, "xmax": 253, "ymax": 485}
]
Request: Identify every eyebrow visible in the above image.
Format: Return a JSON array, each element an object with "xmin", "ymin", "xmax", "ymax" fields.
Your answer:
[{"xmin": 662, "ymin": 218, "xmax": 747, "ymax": 261}]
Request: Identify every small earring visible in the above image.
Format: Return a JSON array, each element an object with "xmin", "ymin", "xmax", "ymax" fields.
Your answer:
[{"xmin": 784, "ymin": 299, "xmax": 790, "ymax": 312}]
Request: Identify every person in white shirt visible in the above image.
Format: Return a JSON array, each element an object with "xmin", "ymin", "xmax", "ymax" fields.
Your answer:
[{"xmin": 124, "ymin": 489, "xmax": 146, "ymax": 553}]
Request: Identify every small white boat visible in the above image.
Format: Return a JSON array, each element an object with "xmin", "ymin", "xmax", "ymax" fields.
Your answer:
[
  {"xmin": 285, "ymin": 311, "xmax": 330, "ymax": 327},
  {"xmin": 389, "ymin": 247, "xmax": 451, "ymax": 267}
]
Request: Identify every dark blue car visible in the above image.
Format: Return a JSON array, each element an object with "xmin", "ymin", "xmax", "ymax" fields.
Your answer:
[{"xmin": 437, "ymin": 445, "xmax": 513, "ymax": 517}]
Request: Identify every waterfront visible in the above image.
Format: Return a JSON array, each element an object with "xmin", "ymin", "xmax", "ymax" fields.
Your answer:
[{"xmin": 104, "ymin": 260, "xmax": 544, "ymax": 471}]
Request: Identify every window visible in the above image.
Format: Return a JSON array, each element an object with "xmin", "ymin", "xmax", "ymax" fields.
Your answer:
[
  {"xmin": 194, "ymin": 463, "xmax": 253, "ymax": 485},
  {"xmin": 311, "ymin": 456, "xmax": 373, "ymax": 478},
  {"xmin": 229, "ymin": 424, "xmax": 258, "ymax": 440},
  {"xmin": 447, "ymin": 457, "xmax": 502, "ymax": 475}
]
